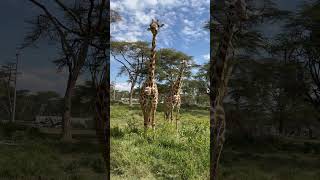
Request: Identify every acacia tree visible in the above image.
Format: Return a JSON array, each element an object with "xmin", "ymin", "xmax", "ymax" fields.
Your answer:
[
  {"xmin": 22, "ymin": 0, "xmax": 111, "ymax": 142},
  {"xmin": 0, "ymin": 63, "xmax": 17, "ymax": 121},
  {"xmin": 85, "ymin": 6, "xmax": 120, "ymax": 176},
  {"xmin": 111, "ymin": 41, "xmax": 149, "ymax": 106},
  {"xmin": 271, "ymin": 0, "xmax": 320, "ymax": 117},
  {"xmin": 299, "ymin": 1, "xmax": 320, "ymax": 113},
  {"xmin": 154, "ymin": 48, "xmax": 195, "ymax": 105},
  {"xmin": 156, "ymin": 48, "xmax": 194, "ymax": 83}
]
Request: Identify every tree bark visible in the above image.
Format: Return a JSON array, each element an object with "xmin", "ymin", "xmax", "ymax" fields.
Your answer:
[
  {"xmin": 129, "ymin": 77, "xmax": 137, "ymax": 107},
  {"xmin": 95, "ymin": 84, "xmax": 110, "ymax": 178},
  {"xmin": 61, "ymin": 41, "xmax": 89, "ymax": 142},
  {"xmin": 61, "ymin": 74, "xmax": 77, "ymax": 142}
]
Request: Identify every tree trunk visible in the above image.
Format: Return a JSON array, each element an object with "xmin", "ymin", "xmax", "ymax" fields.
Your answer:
[
  {"xmin": 129, "ymin": 78, "xmax": 137, "ymax": 107},
  {"xmin": 61, "ymin": 75, "xmax": 77, "ymax": 142},
  {"xmin": 308, "ymin": 126, "xmax": 313, "ymax": 139},
  {"xmin": 278, "ymin": 116, "xmax": 284, "ymax": 135},
  {"xmin": 61, "ymin": 41, "xmax": 89, "ymax": 142},
  {"xmin": 210, "ymin": 101, "xmax": 217, "ymax": 179},
  {"xmin": 95, "ymin": 85, "xmax": 110, "ymax": 178}
]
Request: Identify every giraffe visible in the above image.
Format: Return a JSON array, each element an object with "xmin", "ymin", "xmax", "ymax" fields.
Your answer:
[
  {"xmin": 140, "ymin": 19, "xmax": 164, "ymax": 131},
  {"xmin": 164, "ymin": 60, "xmax": 189, "ymax": 129},
  {"xmin": 210, "ymin": 0, "xmax": 248, "ymax": 179}
]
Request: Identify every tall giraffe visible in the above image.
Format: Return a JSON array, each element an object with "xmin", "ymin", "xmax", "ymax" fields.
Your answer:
[
  {"xmin": 140, "ymin": 19, "xmax": 164, "ymax": 131},
  {"xmin": 164, "ymin": 60, "xmax": 188, "ymax": 129},
  {"xmin": 210, "ymin": 0, "xmax": 248, "ymax": 179}
]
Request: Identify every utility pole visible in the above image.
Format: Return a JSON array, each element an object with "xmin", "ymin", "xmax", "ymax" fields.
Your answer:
[{"xmin": 12, "ymin": 51, "xmax": 19, "ymax": 122}]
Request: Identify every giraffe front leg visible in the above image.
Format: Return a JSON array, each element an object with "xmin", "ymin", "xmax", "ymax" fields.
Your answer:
[
  {"xmin": 175, "ymin": 106, "xmax": 180, "ymax": 130},
  {"xmin": 170, "ymin": 106, "xmax": 174, "ymax": 123},
  {"xmin": 141, "ymin": 99, "xmax": 149, "ymax": 133},
  {"xmin": 164, "ymin": 105, "xmax": 168, "ymax": 121},
  {"xmin": 151, "ymin": 104, "xmax": 156, "ymax": 131}
]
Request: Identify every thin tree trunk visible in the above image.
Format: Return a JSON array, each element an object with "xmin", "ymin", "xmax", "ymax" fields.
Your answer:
[
  {"xmin": 129, "ymin": 78, "xmax": 137, "ymax": 107},
  {"xmin": 61, "ymin": 75, "xmax": 77, "ymax": 142},
  {"xmin": 61, "ymin": 41, "xmax": 89, "ymax": 142},
  {"xmin": 278, "ymin": 118, "xmax": 284, "ymax": 135},
  {"xmin": 308, "ymin": 126, "xmax": 313, "ymax": 139},
  {"xmin": 95, "ymin": 83, "xmax": 110, "ymax": 178}
]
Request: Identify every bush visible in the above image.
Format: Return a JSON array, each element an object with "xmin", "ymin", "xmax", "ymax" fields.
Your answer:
[
  {"xmin": 126, "ymin": 115, "xmax": 141, "ymax": 134},
  {"xmin": 111, "ymin": 127, "xmax": 125, "ymax": 138},
  {"xmin": 64, "ymin": 161, "xmax": 80, "ymax": 174},
  {"xmin": 90, "ymin": 158, "xmax": 106, "ymax": 173}
]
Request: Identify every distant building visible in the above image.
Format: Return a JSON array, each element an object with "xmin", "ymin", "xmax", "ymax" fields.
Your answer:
[
  {"xmin": 35, "ymin": 116, "xmax": 93, "ymax": 128},
  {"xmin": 120, "ymin": 98, "xmax": 139, "ymax": 104}
]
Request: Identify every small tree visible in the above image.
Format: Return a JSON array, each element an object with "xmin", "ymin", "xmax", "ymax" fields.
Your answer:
[
  {"xmin": 0, "ymin": 63, "xmax": 17, "ymax": 121},
  {"xmin": 23, "ymin": 0, "xmax": 112, "ymax": 142},
  {"xmin": 111, "ymin": 41, "xmax": 149, "ymax": 106}
]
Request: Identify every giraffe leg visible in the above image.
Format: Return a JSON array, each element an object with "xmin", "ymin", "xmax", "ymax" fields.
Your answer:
[
  {"xmin": 170, "ymin": 106, "xmax": 174, "ymax": 123},
  {"xmin": 175, "ymin": 106, "xmax": 180, "ymax": 130},
  {"xmin": 151, "ymin": 102, "xmax": 156, "ymax": 131},
  {"xmin": 141, "ymin": 99, "xmax": 149, "ymax": 133},
  {"xmin": 164, "ymin": 104, "xmax": 168, "ymax": 121}
]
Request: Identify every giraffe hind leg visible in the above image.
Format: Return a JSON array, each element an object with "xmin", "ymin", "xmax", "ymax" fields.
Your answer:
[
  {"xmin": 170, "ymin": 106, "xmax": 174, "ymax": 123},
  {"xmin": 141, "ymin": 99, "xmax": 149, "ymax": 132}
]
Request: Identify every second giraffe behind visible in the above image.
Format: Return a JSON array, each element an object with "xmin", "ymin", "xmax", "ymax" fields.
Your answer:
[{"xmin": 164, "ymin": 60, "xmax": 189, "ymax": 129}]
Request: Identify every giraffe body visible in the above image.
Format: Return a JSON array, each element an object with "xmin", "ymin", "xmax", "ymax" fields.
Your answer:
[
  {"xmin": 164, "ymin": 60, "xmax": 188, "ymax": 129},
  {"xmin": 140, "ymin": 19, "xmax": 163, "ymax": 131}
]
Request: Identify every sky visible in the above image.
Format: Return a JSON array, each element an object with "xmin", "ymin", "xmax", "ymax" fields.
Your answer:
[
  {"xmin": 0, "ymin": 1, "xmax": 87, "ymax": 96},
  {"xmin": 110, "ymin": 0, "xmax": 210, "ymax": 91},
  {"xmin": 0, "ymin": 0, "xmax": 302, "ymax": 95}
]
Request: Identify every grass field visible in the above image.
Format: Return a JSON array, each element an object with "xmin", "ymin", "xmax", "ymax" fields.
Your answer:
[
  {"xmin": 111, "ymin": 103, "xmax": 211, "ymax": 179},
  {"xmin": 1, "ymin": 104, "xmax": 319, "ymax": 180},
  {"xmin": 0, "ymin": 123, "xmax": 106, "ymax": 180},
  {"xmin": 111, "ymin": 103, "xmax": 320, "ymax": 180}
]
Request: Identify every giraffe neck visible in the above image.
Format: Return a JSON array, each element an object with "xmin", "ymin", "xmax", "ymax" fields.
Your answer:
[
  {"xmin": 214, "ymin": 20, "xmax": 236, "ymax": 106},
  {"xmin": 216, "ymin": 22, "xmax": 235, "ymax": 70},
  {"xmin": 147, "ymin": 33, "xmax": 157, "ymax": 83},
  {"xmin": 216, "ymin": 0, "xmax": 246, "ymax": 71},
  {"xmin": 172, "ymin": 65, "xmax": 185, "ymax": 95}
]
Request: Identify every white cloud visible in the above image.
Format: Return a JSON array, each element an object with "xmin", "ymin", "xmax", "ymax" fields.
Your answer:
[
  {"xmin": 115, "ymin": 82, "xmax": 131, "ymax": 91},
  {"xmin": 203, "ymin": 53, "xmax": 210, "ymax": 60},
  {"xmin": 111, "ymin": 0, "xmax": 209, "ymax": 46}
]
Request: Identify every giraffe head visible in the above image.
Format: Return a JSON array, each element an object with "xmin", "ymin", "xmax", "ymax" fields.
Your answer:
[
  {"xmin": 180, "ymin": 60, "xmax": 190, "ymax": 70},
  {"xmin": 149, "ymin": 19, "xmax": 164, "ymax": 36}
]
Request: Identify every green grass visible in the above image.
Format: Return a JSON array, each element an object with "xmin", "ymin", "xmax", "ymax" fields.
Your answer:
[
  {"xmin": 0, "ymin": 122, "xmax": 106, "ymax": 180},
  {"xmin": 1, "ymin": 104, "xmax": 319, "ymax": 180},
  {"xmin": 111, "ymin": 104, "xmax": 320, "ymax": 180},
  {"xmin": 111, "ymin": 104, "xmax": 210, "ymax": 179}
]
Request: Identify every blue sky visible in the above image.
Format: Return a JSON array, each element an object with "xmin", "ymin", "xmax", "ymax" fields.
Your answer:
[
  {"xmin": 0, "ymin": 1, "xmax": 79, "ymax": 95},
  {"xmin": 110, "ymin": 0, "xmax": 210, "ymax": 91},
  {"xmin": 0, "ymin": 0, "xmax": 302, "ymax": 94}
]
